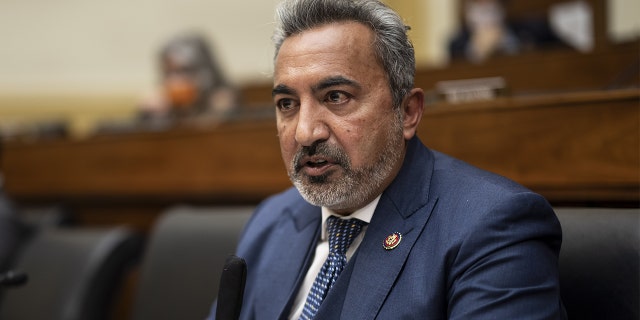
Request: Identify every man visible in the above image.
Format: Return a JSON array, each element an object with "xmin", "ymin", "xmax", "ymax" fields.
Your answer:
[{"xmin": 209, "ymin": 0, "xmax": 565, "ymax": 318}]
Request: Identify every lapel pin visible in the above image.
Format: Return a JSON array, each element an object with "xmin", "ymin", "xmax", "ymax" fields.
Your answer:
[{"xmin": 383, "ymin": 232, "xmax": 402, "ymax": 250}]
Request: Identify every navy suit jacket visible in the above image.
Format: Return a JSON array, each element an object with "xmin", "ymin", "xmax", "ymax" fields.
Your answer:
[{"xmin": 209, "ymin": 137, "xmax": 566, "ymax": 319}]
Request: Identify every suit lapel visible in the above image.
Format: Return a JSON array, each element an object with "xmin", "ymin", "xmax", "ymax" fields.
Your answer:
[
  {"xmin": 338, "ymin": 197, "xmax": 437, "ymax": 319},
  {"xmin": 253, "ymin": 200, "xmax": 321, "ymax": 319}
]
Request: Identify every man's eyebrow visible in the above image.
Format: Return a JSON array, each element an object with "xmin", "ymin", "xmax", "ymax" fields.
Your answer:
[
  {"xmin": 272, "ymin": 76, "xmax": 361, "ymax": 97},
  {"xmin": 272, "ymin": 84, "xmax": 296, "ymax": 97},
  {"xmin": 313, "ymin": 76, "xmax": 361, "ymax": 92}
]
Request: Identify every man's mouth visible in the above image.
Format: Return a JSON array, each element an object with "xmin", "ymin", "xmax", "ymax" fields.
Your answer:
[
  {"xmin": 297, "ymin": 156, "xmax": 336, "ymax": 176},
  {"xmin": 307, "ymin": 158, "xmax": 328, "ymax": 168},
  {"xmin": 292, "ymin": 142, "xmax": 349, "ymax": 180}
]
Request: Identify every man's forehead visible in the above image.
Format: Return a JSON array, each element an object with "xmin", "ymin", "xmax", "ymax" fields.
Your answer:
[
  {"xmin": 276, "ymin": 21, "xmax": 375, "ymax": 60},
  {"xmin": 271, "ymin": 20, "xmax": 390, "ymax": 97}
]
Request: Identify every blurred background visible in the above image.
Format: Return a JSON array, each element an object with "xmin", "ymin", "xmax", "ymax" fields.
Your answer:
[
  {"xmin": 0, "ymin": 0, "xmax": 636, "ymax": 138},
  {"xmin": 0, "ymin": 0, "xmax": 279, "ymax": 137},
  {"xmin": 0, "ymin": 0, "xmax": 638, "ymax": 319}
]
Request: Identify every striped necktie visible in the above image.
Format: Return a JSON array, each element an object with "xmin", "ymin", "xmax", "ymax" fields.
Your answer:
[{"xmin": 299, "ymin": 216, "xmax": 365, "ymax": 320}]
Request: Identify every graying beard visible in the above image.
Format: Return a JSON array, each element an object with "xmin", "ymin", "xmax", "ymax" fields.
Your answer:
[{"xmin": 290, "ymin": 110, "xmax": 404, "ymax": 210}]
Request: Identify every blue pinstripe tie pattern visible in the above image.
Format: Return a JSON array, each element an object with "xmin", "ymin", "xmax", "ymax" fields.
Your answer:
[{"xmin": 299, "ymin": 216, "xmax": 365, "ymax": 320}]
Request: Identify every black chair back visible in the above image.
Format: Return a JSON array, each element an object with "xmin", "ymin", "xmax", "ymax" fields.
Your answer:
[
  {"xmin": 0, "ymin": 226, "xmax": 141, "ymax": 320},
  {"xmin": 556, "ymin": 207, "xmax": 640, "ymax": 320},
  {"xmin": 131, "ymin": 206, "xmax": 252, "ymax": 320}
]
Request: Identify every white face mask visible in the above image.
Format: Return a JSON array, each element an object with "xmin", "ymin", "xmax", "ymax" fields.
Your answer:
[{"xmin": 465, "ymin": 0, "xmax": 505, "ymax": 29}]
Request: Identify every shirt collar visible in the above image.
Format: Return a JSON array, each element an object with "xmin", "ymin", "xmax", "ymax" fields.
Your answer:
[{"xmin": 320, "ymin": 195, "xmax": 380, "ymax": 241}]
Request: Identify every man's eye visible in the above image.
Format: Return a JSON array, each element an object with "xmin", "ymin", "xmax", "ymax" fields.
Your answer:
[
  {"xmin": 325, "ymin": 91, "xmax": 349, "ymax": 104},
  {"xmin": 276, "ymin": 98, "xmax": 298, "ymax": 111}
]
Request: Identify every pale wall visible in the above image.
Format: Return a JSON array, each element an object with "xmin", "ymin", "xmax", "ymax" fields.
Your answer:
[
  {"xmin": 609, "ymin": 0, "xmax": 640, "ymax": 42},
  {"xmin": 0, "ymin": 0, "xmax": 280, "ymax": 95}
]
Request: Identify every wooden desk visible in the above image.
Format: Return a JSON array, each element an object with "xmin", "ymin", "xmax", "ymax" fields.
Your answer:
[
  {"xmin": 2, "ymin": 89, "xmax": 638, "ymax": 228},
  {"xmin": 2, "ymin": 120, "xmax": 288, "ymax": 203},
  {"xmin": 420, "ymin": 89, "xmax": 639, "ymax": 204}
]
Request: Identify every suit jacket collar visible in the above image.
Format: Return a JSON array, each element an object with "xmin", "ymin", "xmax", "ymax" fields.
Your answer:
[
  {"xmin": 384, "ymin": 136, "xmax": 434, "ymax": 219},
  {"xmin": 289, "ymin": 195, "xmax": 322, "ymax": 232}
]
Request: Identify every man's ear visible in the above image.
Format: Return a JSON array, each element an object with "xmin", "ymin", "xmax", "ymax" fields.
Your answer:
[{"xmin": 402, "ymin": 88, "xmax": 425, "ymax": 140}]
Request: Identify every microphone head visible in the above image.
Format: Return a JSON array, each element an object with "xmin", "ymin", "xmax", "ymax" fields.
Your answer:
[
  {"xmin": 0, "ymin": 270, "xmax": 29, "ymax": 287},
  {"xmin": 216, "ymin": 255, "xmax": 247, "ymax": 320}
]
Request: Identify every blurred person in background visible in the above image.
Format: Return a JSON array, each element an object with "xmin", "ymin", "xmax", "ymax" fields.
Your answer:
[
  {"xmin": 449, "ymin": 0, "xmax": 566, "ymax": 63},
  {"xmin": 139, "ymin": 33, "xmax": 238, "ymax": 125}
]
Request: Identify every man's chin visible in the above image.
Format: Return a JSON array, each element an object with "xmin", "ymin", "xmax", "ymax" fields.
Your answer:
[
  {"xmin": 297, "ymin": 187, "xmax": 347, "ymax": 209},
  {"xmin": 293, "ymin": 167, "xmax": 340, "ymax": 185},
  {"xmin": 307, "ymin": 173, "xmax": 331, "ymax": 184}
]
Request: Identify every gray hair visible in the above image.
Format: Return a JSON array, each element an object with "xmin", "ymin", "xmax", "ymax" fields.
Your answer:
[{"xmin": 273, "ymin": 0, "xmax": 415, "ymax": 108}]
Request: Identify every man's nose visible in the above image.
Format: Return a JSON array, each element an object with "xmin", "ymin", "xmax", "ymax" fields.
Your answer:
[{"xmin": 294, "ymin": 102, "xmax": 330, "ymax": 147}]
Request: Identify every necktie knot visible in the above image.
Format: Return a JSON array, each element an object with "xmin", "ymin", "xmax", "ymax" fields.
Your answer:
[{"xmin": 326, "ymin": 216, "xmax": 365, "ymax": 255}]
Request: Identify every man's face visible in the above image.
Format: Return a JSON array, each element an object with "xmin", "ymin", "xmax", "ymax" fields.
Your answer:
[{"xmin": 273, "ymin": 21, "xmax": 406, "ymax": 214}]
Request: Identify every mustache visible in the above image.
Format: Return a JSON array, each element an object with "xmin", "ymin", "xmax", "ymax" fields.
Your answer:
[{"xmin": 293, "ymin": 142, "xmax": 350, "ymax": 173}]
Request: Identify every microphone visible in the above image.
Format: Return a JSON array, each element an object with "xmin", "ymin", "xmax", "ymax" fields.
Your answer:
[
  {"xmin": 216, "ymin": 255, "xmax": 247, "ymax": 320},
  {"xmin": 0, "ymin": 270, "xmax": 28, "ymax": 287}
]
